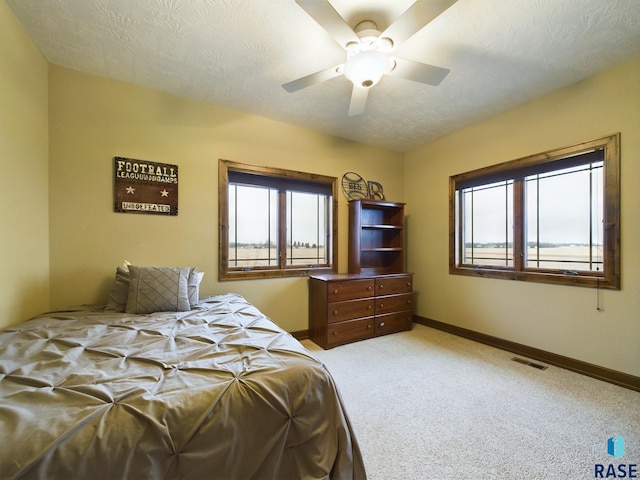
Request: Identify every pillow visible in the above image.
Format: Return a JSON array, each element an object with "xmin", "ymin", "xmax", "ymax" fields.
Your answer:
[
  {"xmin": 105, "ymin": 263, "xmax": 204, "ymax": 311},
  {"xmin": 188, "ymin": 268, "xmax": 204, "ymax": 307},
  {"xmin": 105, "ymin": 266, "xmax": 130, "ymax": 312},
  {"xmin": 126, "ymin": 266, "xmax": 192, "ymax": 314}
]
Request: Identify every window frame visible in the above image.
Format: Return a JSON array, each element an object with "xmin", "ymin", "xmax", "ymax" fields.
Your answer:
[
  {"xmin": 219, "ymin": 159, "xmax": 338, "ymax": 281},
  {"xmin": 449, "ymin": 134, "xmax": 620, "ymax": 289}
]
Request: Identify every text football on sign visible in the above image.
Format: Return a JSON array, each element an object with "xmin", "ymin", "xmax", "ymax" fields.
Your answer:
[{"xmin": 113, "ymin": 156, "xmax": 178, "ymax": 216}]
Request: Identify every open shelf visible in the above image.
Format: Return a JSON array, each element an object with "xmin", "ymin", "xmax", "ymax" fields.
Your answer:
[{"xmin": 349, "ymin": 199, "xmax": 406, "ymax": 274}]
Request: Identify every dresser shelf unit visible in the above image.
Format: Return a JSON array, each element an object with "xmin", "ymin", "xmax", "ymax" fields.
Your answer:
[{"xmin": 348, "ymin": 199, "xmax": 406, "ymax": 275}]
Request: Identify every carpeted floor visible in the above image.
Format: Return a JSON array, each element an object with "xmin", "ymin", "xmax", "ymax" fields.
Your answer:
[{"xmin": 302, "ymin": 324, "xmax": 640, "ymax": 480}]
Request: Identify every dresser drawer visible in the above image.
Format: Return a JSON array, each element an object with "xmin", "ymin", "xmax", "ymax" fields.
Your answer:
[
  {"xmin": 327, "ymin": 298, "xmax": 374, "ymax": 323},
  {"xmin": 375, "ymin": 292, "xmax": 413, "ymax": 315},
  {"xmin": 327, "ymin": 279, "xmax": 375, "ymax": 302},
  {"xmin": 374, "ymin": 275, "xmax": 413, "ymax": 296},
  {"xmin": 375, "ymin": 311, "xmax": 413, "ymax": 335},
  {"xmin": 327, "ymin": 318, "xmax": 374, "ymax": 347}
]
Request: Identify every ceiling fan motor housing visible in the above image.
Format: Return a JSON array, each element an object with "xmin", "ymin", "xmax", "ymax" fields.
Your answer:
[{"xmin": 344, "ymin": 21, "xmax": 394, "ymax": 88}]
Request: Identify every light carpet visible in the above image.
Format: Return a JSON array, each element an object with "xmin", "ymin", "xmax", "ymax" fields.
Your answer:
[{"xmin": 302, "ymin": 324, "xmax": 639, "ymax": 480}]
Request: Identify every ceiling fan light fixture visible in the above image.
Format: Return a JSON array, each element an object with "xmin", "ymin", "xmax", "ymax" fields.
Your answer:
[{"xmin": 343, "ymin": 49, "xmax": 390, "ymax": 88}]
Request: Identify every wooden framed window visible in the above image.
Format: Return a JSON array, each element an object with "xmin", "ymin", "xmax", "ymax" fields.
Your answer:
[
  {"xmin": 449, "ymin": 134, "xmax": 620, "ymax": 289},
  {"xmin": 219, "ymin": 159, "xmax": 338, "ymax": 281}
]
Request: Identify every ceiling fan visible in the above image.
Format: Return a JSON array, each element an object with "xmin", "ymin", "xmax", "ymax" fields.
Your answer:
[{"xmin": 282, "ymin": 0, "xmax": 457, "ymax": 116}]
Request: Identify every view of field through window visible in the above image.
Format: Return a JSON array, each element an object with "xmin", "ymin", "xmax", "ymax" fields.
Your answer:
[
  {"xmin": 461, "ymin": 162, "xmax": 604, "ymax": 272},
  {"xmin": 228, "ymin": 184, "xmax": 329, "ymax": 268}
]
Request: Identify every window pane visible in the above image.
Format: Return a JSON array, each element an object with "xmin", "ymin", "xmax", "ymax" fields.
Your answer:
[
  {"xmin": 228, "ymin": 184, "xmax": 278, "ymax": 267},
  {"xmin": 286, "ymin": 192, "xmax": 329, "ymax": 266},
  {"xmin": 525, "ymin": 162, "xmax": 603, "ymax": 271},
  {"xmin": 590, "ymin": 165, "xmax": 604, "ymax": 271},
  {"xmin": 461, "ymin": 181, "xmax": 513, "ymax": 266}
]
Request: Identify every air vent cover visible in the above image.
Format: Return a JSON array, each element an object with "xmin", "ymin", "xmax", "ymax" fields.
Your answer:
[{"xmin": 511, "ymin": 357, "xmax": 548, "ymax": 370}]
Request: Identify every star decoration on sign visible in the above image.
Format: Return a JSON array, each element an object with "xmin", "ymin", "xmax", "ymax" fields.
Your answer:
[
  {"xmin": 160, "ymin": 189, "xmax": 169, "ymax": 197},
  {"xmin": 126, "ymin": 186, "xmax": 135, "ymax": 194}
]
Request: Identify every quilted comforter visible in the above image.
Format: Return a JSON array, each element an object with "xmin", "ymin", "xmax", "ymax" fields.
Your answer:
[{"xmin": 0, "ymin": 293, "xmax": 366, "ymax": 479}]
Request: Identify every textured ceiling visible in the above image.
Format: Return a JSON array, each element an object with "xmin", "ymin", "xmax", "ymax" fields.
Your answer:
[{"xmin": 7, "ymin": 0, "xmax": 640, "ymax": 152}]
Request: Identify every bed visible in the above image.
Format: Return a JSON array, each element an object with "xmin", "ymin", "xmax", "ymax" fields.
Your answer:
[{"xmin": 0, "ymin": 266, "xmax": 366, "ymax": 479}]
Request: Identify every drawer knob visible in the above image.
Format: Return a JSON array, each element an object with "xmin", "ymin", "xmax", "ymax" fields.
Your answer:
[
  {"xmin": 333, "ymin": 289, "xmax": 339, "ymax": 294},
  {"xmin": 407, "ymin": 299, "xmax": 412, "ymax": 304},
  {"xmin": 379, "ymin": 322, "xmax": 385, "ymax": 327},
  {"xmin": 379, "ymin": 303, "xmax": 384, "ymax": 308},
  {"xmin": 367, "ymin": 324, "xmax": 372, "ymax": 329},
  {"xmin": 367, "ymin": 305, "xmax": 372, "ymax": 310},
  {"xmin": 407, "ymin": 282, "xmax": 412, "ymax": 287},
  {"xmin": 332, "ymin": 310, "xmax": 338, "ymax": 315},
  {"xmin": 367, "ymin": 285, "xmax": 372, "ymax": 290},
  {"xmin": 379, "ymin": 284, "xmax": 384, "ymax": 289}
]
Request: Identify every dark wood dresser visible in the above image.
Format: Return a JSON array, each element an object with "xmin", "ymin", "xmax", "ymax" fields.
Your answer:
[{"xmin": 308, "ymin": 273, "xmax": 413, "ymax": 349}]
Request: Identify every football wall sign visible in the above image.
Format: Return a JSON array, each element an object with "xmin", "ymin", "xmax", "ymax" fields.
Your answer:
[{"xmin": 114, "ymin": 156, "xmax": 178, "ymax": 215}]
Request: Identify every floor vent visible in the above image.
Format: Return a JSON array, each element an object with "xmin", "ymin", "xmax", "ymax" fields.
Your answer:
[{"xmin": 511, "ymin": 357, "xmax": 548, "ymax": 370}]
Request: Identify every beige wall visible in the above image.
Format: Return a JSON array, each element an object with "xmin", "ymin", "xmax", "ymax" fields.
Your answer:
[
  {"xmin": 0, "ymin": 1, "xmax": 49, "ymax": 328},
  {"xmin": 404, "ymin": 57, "xmax": 640, "ymax": 377},
  {"xmin": 48, "ymin": 65, "xmax": 404, "ymax": 332}
]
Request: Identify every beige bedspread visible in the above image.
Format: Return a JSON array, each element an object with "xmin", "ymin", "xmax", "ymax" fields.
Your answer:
[{"xmin": 0, "ymin": 293, "xmax": 366, "ymax": 479}]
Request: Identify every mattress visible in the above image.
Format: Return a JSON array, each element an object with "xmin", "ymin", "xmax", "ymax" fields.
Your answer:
[{"xmin": 0, "ymin": 293, "xmax": 366, "ymax": 479}]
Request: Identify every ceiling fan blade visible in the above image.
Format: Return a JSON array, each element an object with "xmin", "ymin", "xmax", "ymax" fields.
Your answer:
[
  {"xmin": 348, "ymin": 85, "xmax": 369, "ymax": 117},
  {"xmin": 295, "ymin": 0, "xmax": 359, "ymax": 49},
  {"xmin": 387, "ymin": 57, "xmax": 450, "ymax": 86},
  {"xmin": 282, "ymin": 64, "xmax": 343, "ymax": 93},
  {"xmin": 381, "ymin": 0, "xmax": 458, "ymax": 46}
]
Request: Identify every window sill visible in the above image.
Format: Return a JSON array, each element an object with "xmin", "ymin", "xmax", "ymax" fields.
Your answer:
[
  {"xmin": 220, "ymin": 266, "xmax": 336, "ymax": 281},
  {"xmin": 449, "ymin": 265, "xmax": 618, "ymax": 290}
]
